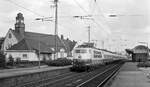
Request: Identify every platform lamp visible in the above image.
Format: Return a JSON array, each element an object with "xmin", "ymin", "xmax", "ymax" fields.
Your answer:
[{"xmin": 35, "ymin": 18, "xmax": 53, "ymax": 68}]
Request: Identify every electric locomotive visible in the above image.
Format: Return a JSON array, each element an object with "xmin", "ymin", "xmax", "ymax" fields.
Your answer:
[{"xmin": 71, "ymin": 42, "xmax": 126, "ymax": 71}]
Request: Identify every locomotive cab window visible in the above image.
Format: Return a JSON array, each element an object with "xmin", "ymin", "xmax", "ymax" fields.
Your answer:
[{"xmin": 75, "ymin": 49, "xmax": 87, "ymax": 53}]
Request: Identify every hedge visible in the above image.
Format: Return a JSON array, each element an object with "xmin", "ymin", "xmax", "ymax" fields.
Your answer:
[
  {"xmin": 137, "ymin": 62, "xmax": 150, "ymax": 67},
  {"xmin": 46, "ymin": 58, "xmax": 72, "ymax": 66}
]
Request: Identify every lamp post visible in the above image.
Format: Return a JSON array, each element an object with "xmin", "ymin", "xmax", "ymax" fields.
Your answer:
[
  {"xmin": 38, "ymin": 36, "xmax": 41, "ymax": 69},
  {"xmin": 35, "ymin": 0, "xmax": 58, "ymax": 60},
  {"xmin": 35, "ymin": 18, "xmax": 53, "ymax": 68},
  {"xmin": 54, "ymin": 0, "xmax": 58, "ymax": 60}
]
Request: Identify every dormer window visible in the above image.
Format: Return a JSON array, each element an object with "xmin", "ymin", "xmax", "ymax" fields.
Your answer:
[{"xmin": 9, "ymin": 33, "xmax": 12, "ymax": 38}]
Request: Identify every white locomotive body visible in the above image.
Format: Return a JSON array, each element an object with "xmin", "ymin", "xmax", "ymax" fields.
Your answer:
[
  {"xmin": 73, "ymin": 47, "xmax": 103, "ymax": 65},
  {"xmin": 72, "ymin": 43, "xmax": 125, "ymax": 70}
]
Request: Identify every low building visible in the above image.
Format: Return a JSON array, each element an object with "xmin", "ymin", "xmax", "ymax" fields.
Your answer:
[
  {"xmin": 2, "ymin": 13, "xmax": 76, "ymax": 62},
  {"xmin": 132, "ymin": 45, "xmax": 149, "ymax": 62}
]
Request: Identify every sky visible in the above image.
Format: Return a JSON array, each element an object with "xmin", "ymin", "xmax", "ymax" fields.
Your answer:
[{"xmin": 0, "ymin": 0, "xmax": 150, "ymax": 52}]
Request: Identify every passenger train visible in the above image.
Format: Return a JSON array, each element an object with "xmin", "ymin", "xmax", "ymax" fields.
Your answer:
[{"xmin": 71, "ymin": 43, "xmax": 126, "ymax": 71}]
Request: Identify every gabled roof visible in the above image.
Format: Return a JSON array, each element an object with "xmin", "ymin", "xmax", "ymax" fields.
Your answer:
[
  {"xmin": 132, "ymin": 45, "xmax": 150, "ymax": 53},
  {"xmin": 11, "ymin": 30, "xmax": 24, "ymax": 41},
  {"xmin": 24, "ymin": 31, "xmax": 65, "ymax": 48},
  {"xmin": 8, "ymin": 30, "xmax": 76, "ymax": 53},
  {"xmin": 8, "ymin": 38, "xmax": 53, "ymax": 53},
  {"xmin": 61, "ymin": 39, "xmax": 77, "ymax": 52}
]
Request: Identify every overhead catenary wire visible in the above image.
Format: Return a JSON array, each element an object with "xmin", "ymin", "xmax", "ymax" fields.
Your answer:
[
  {"xmin": 73, "ymin": 0, "xmax": 110, "ymax": 34},
  {"xmin": 7, "ymin": 0, "xmax": 45, "ymax": 17},
  {"xmin": 73, "ymin": 0, "xmax": 90, "ymax": 14},
  {"xmin": 7, "ymin": 0, "xmax": 74, "ymax": 35}
]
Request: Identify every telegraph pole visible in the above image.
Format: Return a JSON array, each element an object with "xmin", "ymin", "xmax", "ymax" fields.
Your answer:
[
  {"xmin": 87, "ymin": 25, "xmax": 90, "ymax": 43},
  {"xmin": 38, "ymin": 36, "xmax": 41, "ymax": 69},
  {"xmin": 35, "ymin": 0, "xmax": 58, "ymax": 60},
  {"xmin": 54, "ymin": 0, "xmax": 58, "ymax": 60},
  {"xmin": 102, "ymin": 40, "xmax": 104, "ymax": 49},
  {"xmin": 73, "ymin": 15, "xmax": 93, "ymax": 43}
]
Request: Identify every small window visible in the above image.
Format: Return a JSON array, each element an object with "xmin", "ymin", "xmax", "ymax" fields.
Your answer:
[
  {"xmin": 9, "ymin": 33, "xmax": 12, "ymax": 38},
  {"xmin": 22, "ymin": 54, "xmax": 27, "ymax": 59},
  {"xmin": 75, "ymin": 49, "xmax": 87, "ymax": 53}
]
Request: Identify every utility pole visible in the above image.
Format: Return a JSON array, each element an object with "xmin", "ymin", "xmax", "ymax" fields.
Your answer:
[
  {"xmin": 35, "ymin": 0, "xmax": 58, "ymax": 60},
  {"xmin": 73, "ymin": 15, "xmax": 93, "ymax": 43},
  {"xmin": 38, "ymin": 36, "xmax": 41, "ymax": 69},
  {"xmin": 102, "ymin": 40, "xmax": 104, "ymax": 49},
  {"xmin": 87, "ymin": 25, "xmax": 90, "ymax": 43},
  {"xmin": 54, "ymin": 0, "xmax": 58, "ymax": 60}
]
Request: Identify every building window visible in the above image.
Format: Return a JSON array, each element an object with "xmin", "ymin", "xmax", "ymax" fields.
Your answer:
[
  {"xmin": 60, "ymin": 48, "xmax": 65, "ymax": 58},
  {"xmin": 22, "ymin": 54, "xmax": 27, "ymax": 59},
  {"xmin": 9, "ymin": 33, "xmax": 12, "ymax": 38}
]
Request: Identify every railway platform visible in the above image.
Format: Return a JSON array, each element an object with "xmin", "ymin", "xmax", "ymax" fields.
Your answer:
[
  {"xmin": 0, "ymin": 65, "xmax": 71, "ymax": 78},
  {"xmin": 110, "ymin": 62, "xmax": 150, "ymax": 87}
]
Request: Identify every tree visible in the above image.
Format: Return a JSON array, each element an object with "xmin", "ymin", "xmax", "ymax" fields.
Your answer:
[{"xmin": 0, "ymin": 52, "xmax": 6, "ymax": 68}]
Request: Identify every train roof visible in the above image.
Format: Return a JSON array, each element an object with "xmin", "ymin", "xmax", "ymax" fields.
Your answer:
[
  {"xmin": 76, "ymin": 42, "xmax": 125, "ymax": 56},
  {"xmin": 77, "ymin": 42, "xmax": 95, "ymax": 48}
]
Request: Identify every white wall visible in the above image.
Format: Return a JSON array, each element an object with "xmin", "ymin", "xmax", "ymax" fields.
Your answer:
[
  {"xmin": 39, "ymin": 53, "xmax": 52, "ymax": 61},
  {"xmin": 51, "ymin": 52, "xmax": 67, "ymax": 60},
  {"xmin": 6, "ymin": 51, "xmax": 38, "ymax": 62},
  {"xmin": 3, "ymin": 29, "xmax": 18, "ymax": 51},
  {"xmin": 6, "ymin": 50, "xmax": 53, "ymax": 62}
]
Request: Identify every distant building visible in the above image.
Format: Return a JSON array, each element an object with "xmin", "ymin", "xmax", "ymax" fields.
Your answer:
[
  {"xmin": 132, "ymin": 45, "xmax": 149, "ymax": 62},
  {"xmin": 2, "ymin": 13, "xmax": 76, "ymax": 62}
]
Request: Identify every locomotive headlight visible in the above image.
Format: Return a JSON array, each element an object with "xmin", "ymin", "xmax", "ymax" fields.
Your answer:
[{"xmin": 78, "ymin": 55, "xmax": 81, "ymax": 59}]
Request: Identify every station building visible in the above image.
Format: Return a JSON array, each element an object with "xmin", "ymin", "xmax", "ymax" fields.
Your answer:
[
  {"xmin": 132, "ymin": 45, "xmax": 149, "ymax": 62},
  {"xmin": 1, "ymin": 13, "xmax": 76, "ymax": 62}
]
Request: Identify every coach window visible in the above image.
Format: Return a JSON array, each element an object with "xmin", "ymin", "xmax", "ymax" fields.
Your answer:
[
  {"xmin": 75, "ymin": 49, "xmax": 87, "ymax": 53},
  {"xmin": 60, "ymin": 49, "xmax": 65, "ymax": 58},
  {"xmin": 23, "ymin": 54, "xmax": 27, "ymax": 59},
  {"xmin": 89, "ymin": 49, "xmax": 91, "ymax": 53}
]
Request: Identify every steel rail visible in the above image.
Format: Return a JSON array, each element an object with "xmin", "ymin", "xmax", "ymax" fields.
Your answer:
[
  {"xmin": 37, "ymin": 72, "xmax": 87, "ymax": 87},
  {"xmin": 36, "ymin": 64, "xmax": 114, "ymax": 87},
  {"xmin": 76, "ymin": 64, "xmax": 120, "ymax": 87},
  {"xmin": 97, "ymin": 64, "xmax": 122, "ymax": 87},
  {"xmin": 17, "ymin": 71, "xmax": 74, "ymax": 87}
]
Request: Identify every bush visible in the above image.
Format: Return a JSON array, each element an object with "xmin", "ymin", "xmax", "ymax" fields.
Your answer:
[
  {"xmin": 137, "ymin": 62, "xmax": 150, "ymax": 67},
  {"xmin": 46, "ymin": 58, "xmax": 72, "ymax": 66},
  {"xmin": 0, "ymin": 52, "xmax": 6, "ymax": 68},
  {"xmin": 7, "ymin": 55, "xmax": 14, "ymax": 66}
]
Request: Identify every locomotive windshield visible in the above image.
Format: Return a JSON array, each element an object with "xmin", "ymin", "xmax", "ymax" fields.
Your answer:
[{"xmin": 75, "ymin": 49, "xmax": 87, "ymax": 53}]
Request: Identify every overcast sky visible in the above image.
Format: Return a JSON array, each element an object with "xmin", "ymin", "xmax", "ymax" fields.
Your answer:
[{"xmin": 0, "ymin": 0, "xmax": 150, "ymax": 51}]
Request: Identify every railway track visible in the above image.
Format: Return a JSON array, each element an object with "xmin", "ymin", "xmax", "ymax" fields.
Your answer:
[
  {"xmin": 16, "ymin": 62, "xmax": 124, "ymax": 87},
  {"xmin": 76, "ymin": 62, "xmax": 123, "ymax": 87},
  {"xmin": 50, "ymin": 62, "xmax": 123, "ymax": 87}
]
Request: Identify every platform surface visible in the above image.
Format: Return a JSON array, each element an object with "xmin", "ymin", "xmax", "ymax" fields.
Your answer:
[
  {"xmin": 110, "ymin": 62, "xmax": 150, "ymax": 87},
  {"xmin": 0, "ymin": 65, "xmax": 71, "ymax": 78}
]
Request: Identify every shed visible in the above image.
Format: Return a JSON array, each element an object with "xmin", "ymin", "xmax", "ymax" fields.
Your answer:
[{"xmin": 132, "ymin": 45, "xmax": 149, "ymax": 62}]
